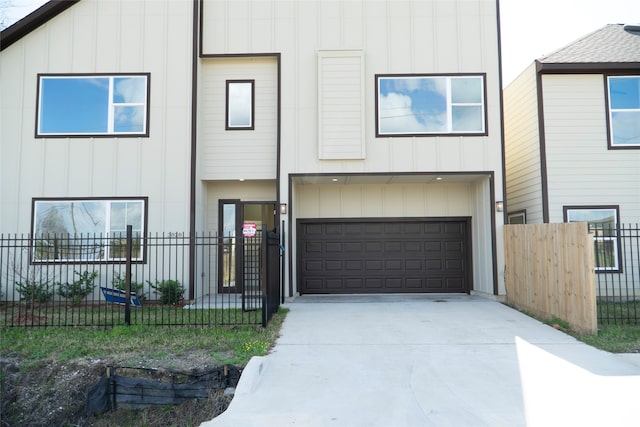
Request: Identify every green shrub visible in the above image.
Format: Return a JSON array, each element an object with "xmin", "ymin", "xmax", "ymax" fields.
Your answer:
[
  {"xmin": 112, "ymin": 272, "xmax": 145, "ymax": 300},
  {"xmin": 57, "ymin": 270, "xmax": 98, "ymax": 306},
  {"xmin": 149, "ymin": 279, "xmax": 184, "ymax": 305},
  {"xmin": 15, "ymin": 281, "xmax": 54, "ymax": 305}
]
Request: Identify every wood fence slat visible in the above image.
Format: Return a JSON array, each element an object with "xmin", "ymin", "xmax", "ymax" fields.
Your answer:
[{"xmin": 504, "ymin": 223, "xmax": 597, "ymax": 334}]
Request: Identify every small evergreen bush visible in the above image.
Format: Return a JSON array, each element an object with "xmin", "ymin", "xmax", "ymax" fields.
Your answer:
[
  {"xmin": 57, "ymin": 270, "xmax": 99, "ymax": 306},
  {"xmin": 149, "ymin": 279, "xmax": 184, "ymax": 305}
]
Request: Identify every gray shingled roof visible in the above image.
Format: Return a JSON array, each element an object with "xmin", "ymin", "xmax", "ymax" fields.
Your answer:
[{"xmin": 539, "ymin": 24, "xmax": 640, "ymax": 64}]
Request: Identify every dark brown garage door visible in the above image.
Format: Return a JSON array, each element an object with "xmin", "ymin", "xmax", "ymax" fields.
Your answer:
[{"xmin": 297, "ymin": 218, "xmax": 471, "ymax": 294}]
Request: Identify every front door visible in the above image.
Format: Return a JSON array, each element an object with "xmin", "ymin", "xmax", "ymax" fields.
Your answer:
[{"xmin": 218, "ymin": 200, "xmax": 276, "ymax": 293}]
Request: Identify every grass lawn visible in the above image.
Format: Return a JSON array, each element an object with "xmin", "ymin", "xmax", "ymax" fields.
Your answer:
[{"xmin": 1, "ymin": 307, "xmax": 288, "ymax": 365}]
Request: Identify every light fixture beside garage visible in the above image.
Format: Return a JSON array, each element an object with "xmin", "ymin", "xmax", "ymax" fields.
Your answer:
[
  {"xmin": 279, "ymin": 203, "xmax": 287, "ymax": 215},
  {"xmin": 495, "ymin": 201, "xmax": 504, "ymax": 212}
]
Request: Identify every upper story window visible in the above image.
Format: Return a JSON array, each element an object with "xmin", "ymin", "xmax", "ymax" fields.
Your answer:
[
  {"xmin": 36, "ymin": 74, "xmax": 150, "ymax": 138},
  {"xmin": 564, "ymin": 205, "xmax": 621, "ymax": 272},
  {"xmin": 607, "ymin": 76, "xmax": 640, "ymax": 148},
  {"xmin": 226, "ymin": 80, "xmax": 254, "ymax": 130},
  {"xmin": 376, "ymin": 74, "xmax": 486, "ymax": 137},
  {"xmin": 31, "ymin": 198, "xmax": 147, "ymax": 263}
]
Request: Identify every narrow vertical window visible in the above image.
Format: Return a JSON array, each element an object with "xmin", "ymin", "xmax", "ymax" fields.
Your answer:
[{"xmin": 226, "ymin": 80, "xmax": 254, "ymax": 130}]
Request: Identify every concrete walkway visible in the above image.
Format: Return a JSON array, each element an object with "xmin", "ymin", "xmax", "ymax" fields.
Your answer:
[{"xmin": 201, "ymin": 294, "xmax": 640, "ymax": 427}]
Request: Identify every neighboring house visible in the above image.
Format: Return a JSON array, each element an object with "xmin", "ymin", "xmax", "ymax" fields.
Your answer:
[
  {"xmin": 504, "ymin": 24, "xmax": 640, "ymax": 284},
  {"xmin": 1, "ymin": 0, "xmax": 506, "ymax": 300}
]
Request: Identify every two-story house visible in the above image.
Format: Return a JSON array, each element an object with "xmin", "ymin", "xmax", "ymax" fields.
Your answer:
[
  {"xmin": 504, "ymin": 24, "xmax": 640, "ymax": 293},
  {"xmin": 1, "ymin": 0, "xmax": 506, "ymax": 300}
]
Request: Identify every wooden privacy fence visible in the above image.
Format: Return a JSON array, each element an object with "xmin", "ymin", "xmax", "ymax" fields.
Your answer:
[{"xmin": 504, "ymin": 222, "xmax": 597, "ymax": 334}]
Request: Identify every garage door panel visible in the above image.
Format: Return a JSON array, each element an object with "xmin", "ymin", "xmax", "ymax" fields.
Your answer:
[
  {"xmin": 425, "ymin": 241, "xmax": 442, "ymax": 251},
  {"xmin": 445, "ymin": 241, "xmax": 463, "ymax": 253},
  {"xmin": 406, "ymin": 278, "xmax": 424, "ymax": 288},
  {"xmin": 345, "ymin": 260, "xmax": 363, "ymax": 270},
  {"xmin": 365, "ymin": 278, "xmax": 383, "ymax": 288},
  {"xmin": 303, "ymin": 259, "xmax": 323, "ymax": 272},
  {"xmin": 305, "ymin": 242, "xmax": 323, "ymax": 253},
  {"xmin": 365, "ymin": 242, "xmax": 384, "ymax": 252},
  {"xmin": 365, "ymin": 223, "xmax": 385, "ymax": 234},
  {"xmin": 385, "ymin": 241, "xmax": 403, "ymax": 252},
  {"xmin": 385, "ymin": 278, "xmax": 403, "ymax": 289},
  {"xmin": 346, "ymin": 278, "xmax": 363, "ymax": 288},
  {"xmin": 344, "ymin": 242, "xmax": 363, "ymax": 252},
  {"xmin": 445, "ymin": 259, "xmax": 464, "ymax": 271},
  {"xmin": 326, "ymin": 260, "xmax": 343, "ymax": 270},
  {"xmin": 385, "ymin": 259, "xmax": 403, "ymax": 271},
  {"xmin": 304, "ymin": 279, "xmax": 324, "ymax": 290},
  {"xmin": 298, "ymin": 219, "xmax": 470, "ymax": 294},
  {"xmin": 365, "ymin": 260, "xmax": 384, "ymax": 270},
  {"xmin": 405, "ymin": 259, "xmax": 423, "ymax": 271},
  {"xmin": 326, "ymin": 279, "xmax": 344, "ymax": 289}
]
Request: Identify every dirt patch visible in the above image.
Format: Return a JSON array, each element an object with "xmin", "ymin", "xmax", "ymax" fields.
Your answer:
[{"xmin": 1, "ymin": 353, "xmax": 235, "ymax": 427}]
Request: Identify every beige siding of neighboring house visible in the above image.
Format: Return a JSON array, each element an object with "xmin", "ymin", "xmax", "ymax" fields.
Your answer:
[
  {"xmin": 0, "ymin": 0, "xmax": 193, "ymax": 234},
  {"xmin": 542, "ymin": 74, "xmax": 640, "ymax": 224},
  {"xmin": 199, "ymin": 57, "xmax": 278, "ymax": 180},
  {"xmin": 504, "ymin": 63, "xmax": 544, "ymax": 224}
]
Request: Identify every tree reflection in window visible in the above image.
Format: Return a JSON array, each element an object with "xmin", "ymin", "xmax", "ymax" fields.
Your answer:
[{"xmin": 32, "ymin": 199, "xmax": 146, "ymax": 262}]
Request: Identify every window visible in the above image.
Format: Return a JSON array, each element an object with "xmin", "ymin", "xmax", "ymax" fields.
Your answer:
[
  {"xmin": 607, "ymin": 76, "xmax": 640, "ymax": 148},
  {"xmin": 37, "ymin": 74, "xmax": 150, "ymax": 137},
  {"xmin": 507, "ymin": 210, "xmax": 526, "ymax": 224},
  {"xmin": 376, "ymin": 74, "xmax": 486, "ymax": 137},
  {"xmin": 226, "ymin": 80, "xmax": 254, "ymax": 130},
  {"xmin": 564, "ymin": 206, "xmax": 620, "ymax": 271},
  {"xmin": 31, "ymin": 198, "xmax": 147, "ymax": 263}
]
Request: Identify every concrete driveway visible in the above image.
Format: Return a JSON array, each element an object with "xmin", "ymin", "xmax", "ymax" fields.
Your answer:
[{"xmin": 201, "ymin": 294, "xmax": 640, "ymax": 427}]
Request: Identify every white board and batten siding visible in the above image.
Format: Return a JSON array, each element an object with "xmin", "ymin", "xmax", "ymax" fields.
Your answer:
[
  {"xmin": 542, "ymin": 75, "xmax": 640, "ymax": 223},
  {"xmin": 503, "ymin": 63, "xmax": 544, "ymax": 224},
  {"xmin": 317, "ymin": 50, "xmax": 365, "ymax": 160},
  {"xmin": 0, "ymin": 0, "xmax": 194, "ymax": 234},
  {"xmin": 199, "ymin": 57, "xmax": 278, "ymax": 181}
]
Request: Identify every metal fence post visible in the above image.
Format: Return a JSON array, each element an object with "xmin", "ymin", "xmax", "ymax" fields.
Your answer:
[{"xmin": 125, "ymin": 225, "xmax": 132, "ymax": 326}]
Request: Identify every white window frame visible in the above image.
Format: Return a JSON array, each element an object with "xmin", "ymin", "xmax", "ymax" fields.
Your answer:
[
  {"xmin": 507, "ymin": 210, "xmax": 526, "ymax": 224},
  {"xmin": 226, "ymin": 80, "xmax": 254, "ymax": 130},
  {"xmin": 606, "ymin": 75, "xmax": 640, "ymax": 148},
  {"xmin": 564, "ymin": 206, "xmax": 621, "ymax": 272}
]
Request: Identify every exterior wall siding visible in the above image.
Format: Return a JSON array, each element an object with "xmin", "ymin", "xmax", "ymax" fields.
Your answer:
[
  {"xmin": 542, "ymin": 75, "xmax": 640, "ymax": 224},
  {"xmin": 295, "ymin": 183, "xmax": 474, "ymax": 219},
  {"xmin": 0, "ymin": 0, "xmax": 193, "ymax": 234},
  {"xmin": 201, "ymin": 0, "xmax": 503, "ymax": 179},
  {"xmin": 318, "ymin": 50, "xmax": 365, "ymax": 160},
  {"xmin": 503, "ymin": 63, "xmax": 544, "ymax": 223},
  {"xmin": 199, "ymin": 57, "xmax": 278, "ymax": 180}
]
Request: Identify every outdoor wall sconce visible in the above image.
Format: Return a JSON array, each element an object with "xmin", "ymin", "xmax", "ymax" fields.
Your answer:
[
  {"xmin": 495, "ymin": 201, "xmax": 504, "ymax": 212},
  {"xmin": 279, "ymin": 203, "xmax": 288, "ymax": 215}
]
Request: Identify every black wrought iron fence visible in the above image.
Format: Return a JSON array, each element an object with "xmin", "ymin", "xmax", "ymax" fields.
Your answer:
[
  {"xmin": 0, "ymin": 227, "xmax": 281, "ymax": 328},
  {"xmin": 591, "ymin": 223, "xmax": 640, "ymax": 325}
]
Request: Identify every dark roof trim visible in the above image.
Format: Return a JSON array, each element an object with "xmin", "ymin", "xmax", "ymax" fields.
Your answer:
[
  {"xmin": 1, "ymin": 1, "xmax": 80, "ymax": 52},
  {"xmin": 536, "ymin": 60, "xmax": 640, "ymax": 74}
]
